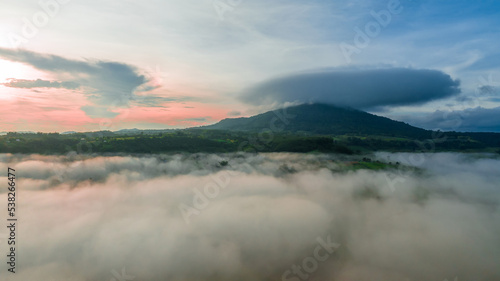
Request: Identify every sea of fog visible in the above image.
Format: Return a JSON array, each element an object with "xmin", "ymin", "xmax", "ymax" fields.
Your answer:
[{"xmin": 0, "ymin": 152, "xmax": 499, "ymax": 281}]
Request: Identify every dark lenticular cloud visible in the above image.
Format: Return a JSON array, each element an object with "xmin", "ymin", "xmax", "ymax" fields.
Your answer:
[{"xmin": 241, "ymin": 67, "xmax": 461, "ymax": 109}]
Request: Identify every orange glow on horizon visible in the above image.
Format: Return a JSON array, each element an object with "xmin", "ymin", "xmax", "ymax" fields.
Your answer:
[{"xmin": 112, "ymin": 102, "xmax": 231, "ymax": 128}]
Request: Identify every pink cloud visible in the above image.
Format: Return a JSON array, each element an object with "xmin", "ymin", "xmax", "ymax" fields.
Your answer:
[
  {"xmin": 0, "ymin": 87, "xmax": 94, "ymax": 132},
  {"xmin": 0, "ymin": 85, "xmax": 241, "ymax": 132},
  {"xmin": 112, "ymin": 102, "xmax": 230, "ymax": 128}
]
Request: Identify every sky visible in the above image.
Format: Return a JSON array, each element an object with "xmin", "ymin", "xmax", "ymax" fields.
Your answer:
[{"xmin": 0, "ymin": 0, "xmax": 499, "ymax": 132}]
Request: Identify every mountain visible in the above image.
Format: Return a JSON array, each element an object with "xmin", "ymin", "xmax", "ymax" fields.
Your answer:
[
  {"xmin": 202, "ymin": 103, "xmax": 432, "ymax": 139},
  {"xmin": 2, "ymin": 103, "xmax": 499, "ymax": 154},
  {"xmin": 115, "ymin": 128, "xmax": 141, "ymax": 134}
]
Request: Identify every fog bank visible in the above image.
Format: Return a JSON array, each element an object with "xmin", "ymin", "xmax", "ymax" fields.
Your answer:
[{"xmin": 0, "ymin": 152, "xmax": 499, "ymax": 281}]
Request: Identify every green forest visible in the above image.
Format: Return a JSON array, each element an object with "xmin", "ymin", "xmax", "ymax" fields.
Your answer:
[{"xmin": 1, "ymin": 129, "xmax": 499, "ymax": 155}]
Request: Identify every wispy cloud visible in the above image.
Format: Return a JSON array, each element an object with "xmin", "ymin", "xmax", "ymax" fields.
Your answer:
[
  {"xmin": 394, "ymin": 106, "xmax": 500, "ymax": 132},
  {"xmin": 132, "ymin": 95, "xmax": 192, "ymax": 108},
  {"xmin": 0, "ymin": 0, "xmax": 499, "ymax": 131},
  {"xmin": 2, "ymin": 78, "xmax": 79, "ymax": 89}
]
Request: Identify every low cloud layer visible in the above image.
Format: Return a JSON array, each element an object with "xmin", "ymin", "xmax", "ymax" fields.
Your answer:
[
  {"xmin": 241, "ymin": 68, "xmax": 461, "ymax": 109},
  {"xmin": 394, "ymin": 106, "xmax": 500, "ymax": 132},
  {"xmin": 0, "ymin": 152, "xmax": 499, "ymax": 281}
]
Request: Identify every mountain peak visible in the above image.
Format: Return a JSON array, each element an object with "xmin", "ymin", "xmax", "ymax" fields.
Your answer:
[{"xmin": 203, "ymin": 103, "xmax": 430, "ymax": 138}]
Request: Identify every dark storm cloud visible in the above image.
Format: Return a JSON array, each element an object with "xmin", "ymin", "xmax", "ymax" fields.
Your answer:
[
  {"xmin": 2, "ymin": 78, "xmax": 80, "ymax": 89},
  {"xmin": 241, "ymin": 67, "xmax": 461, "ymax": 109}
]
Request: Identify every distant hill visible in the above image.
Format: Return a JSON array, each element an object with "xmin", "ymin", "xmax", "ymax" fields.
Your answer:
[
  {"xmin": 1, "ymin": 103, "xmax": 499, "ymax": 154},
  {"xmin": 202, "ymin": 103, "xmax": 432, "ymax": 139},
  {"xmin": 114, "ymin": 128, "xmax": 176, "ymax": 135}
]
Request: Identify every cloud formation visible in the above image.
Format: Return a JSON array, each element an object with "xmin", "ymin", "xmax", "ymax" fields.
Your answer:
[
  {"xmin": 395, "ymin": 106, "xmax": 500, "ymax": 132},
  {"xmin": 1, "ymin": 152, "xmax": 499, "ymax": 281},
  {"xmin": 0, "ymin": 48, "xmax": 152, "ymax": 117},
  {"xmin": 2, "ymin": 78, "xmax": 80, "ymax": 89},
  {"xmin": 478, "ymin": 85, "xmax": 498, "ymax": 96},
  {"xmin": 241, "ymin": 67, "xmax": 461, "ymax": 109}
]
